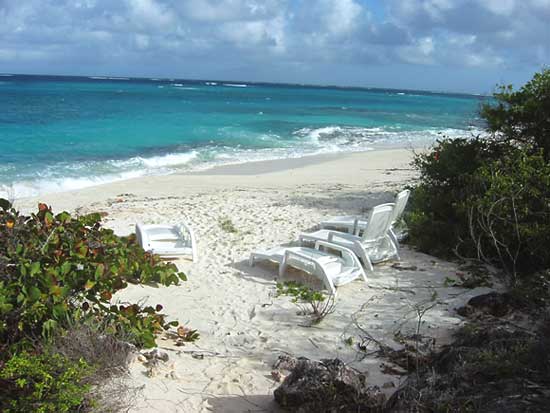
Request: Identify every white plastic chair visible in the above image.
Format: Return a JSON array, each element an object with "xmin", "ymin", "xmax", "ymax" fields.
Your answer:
[
  {"xmin": 320, "ymin": 189, "xmax": 411, "ymax": 246},
  {"xmin": 300, "ymin": 203, "xmax": 398, "ymax": 270},
  {"xmin": 249, "ymin": 241, "xmax": 366, "ymax": 295},
  {"xmin": 135, "ymin": 223, "xmax": 197, "ymax": 261}
]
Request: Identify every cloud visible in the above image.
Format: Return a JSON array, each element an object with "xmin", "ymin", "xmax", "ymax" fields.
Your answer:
[{"xmin": 0, "ymin": 0, "xmax": 548, "ymax": 91}]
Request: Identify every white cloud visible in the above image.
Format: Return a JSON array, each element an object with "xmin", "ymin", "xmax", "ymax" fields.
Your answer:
[
  {"xmin": 398, "ymin": 36, "xmax": 435, "ymax": 65},
  {"xmin": 319, "ymin": 0, "xmax": 363, "ymax": 36},
  {"xmin": 483, "ymin": 0, "xmax": 516, "ymax": 16},
  {"xmin": 126, "ymin": 0, "xmax": 175, "ymax": 30},
  {"xmin": 0, "ymin": 0, "xmax": 548, "ymax": 89}
]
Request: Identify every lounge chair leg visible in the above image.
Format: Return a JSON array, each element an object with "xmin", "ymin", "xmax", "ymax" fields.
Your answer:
[
  {"xmin": 360, "ymin": 250, "xmax": 374, "ymax": 272},
  {"xmin": 279, "ymin": 255, "xmax": 287, "ymax": 278},
  {"xmin": 249, "ymin": 254, "xmax": 255, "ymax": 267}
]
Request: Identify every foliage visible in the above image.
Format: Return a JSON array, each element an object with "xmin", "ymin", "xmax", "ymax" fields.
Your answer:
[
  {"xmin": 0, "ymin": 200, "xmax": 186, "ymax": 352},
  {"xmin": 467, "ymin": 151, "xmax": 550, "ymax": 277},
  {"xmin": 219, "ymin": 217, "xmax": 238, "ymax": 233},
  {"xmin": 0, "ymin": 352, "xmax": 91, "ymax": 413},
  {"xmin": 407, "ymin": 70, "xmax": 550, "ymax": 282},
  {"xmin": 276, "ymin": 281, "xmax": 335, "ymax": 325},
  {"xmin": 0, "ymin": 200, "xmax": 190, "ymax": 411},
  {"xmin": 390, "ymin": 320, "xmax": 550, "ymax": 411},
  {"xmin": 407, "ymin": 137, "xmax": 508, "ymax": 257},
  {"xmin": 481, "ymin": 67, "xmax": 550, "ymax": 159}
]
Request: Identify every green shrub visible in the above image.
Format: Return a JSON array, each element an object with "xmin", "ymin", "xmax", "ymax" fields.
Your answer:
[
  {"xmin": 409, "ymin": 141, "xmax": 550, "ymax": 279},
  {"xmin": 0, "ymin": 352, "xmax": 91, "ymax": 413},
  {"xmin": 0, "ymin": 200, "xmax": 191, "ymax": 411},
  {"xmin": 407, "ymin": 137, "xmax": 508, "ymax": 257},
  {"xmin": 0, "ymin": 199, "xmax": 186, "ymax": 352},
  {"xmin": 481, "ymin": 68, "xmax": 550, "ymax": 159},
  {"xmin": 467, "ymin": 151, "xmax": 550, "ymax": 277}
]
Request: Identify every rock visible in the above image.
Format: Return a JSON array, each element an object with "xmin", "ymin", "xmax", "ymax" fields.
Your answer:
[
  {"xmin": 457, "ymin": 292, "xmax": 517, "ymax": 318},
  {"xmin": 271, "ymin": 370, "xmax": 283, "ymax": 382},
  {"xmin": 273, "ymin": 355, "xmax": 303, "ymax": 372},
  {"xmin": 273, "ymin": 357, "xmax": 385, "ymax": 412},
  {"xmin": 143, "ymin": 348, "xmax": 169, "ymax": 362}
]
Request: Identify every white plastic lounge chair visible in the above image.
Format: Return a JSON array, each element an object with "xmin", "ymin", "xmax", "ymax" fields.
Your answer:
[
  {"xmin": 249, "ymin": 241, "xmax": 366, "ymax": 295},
  {"xmin": 135, "ymin": 223, "xmax": 197, "ymax": 261},
  {"xmin": 320, "ymin": 189, "xmax": 411, "ymax": 246},
  {"xmin": 299, "ymin": 203, "xmax": 398, "ymax": 271}
]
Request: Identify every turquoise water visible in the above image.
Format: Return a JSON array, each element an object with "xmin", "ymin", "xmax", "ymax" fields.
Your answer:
[{"xmin": 0, "ymin": 74, "xmax": 486, "ymax": 198}]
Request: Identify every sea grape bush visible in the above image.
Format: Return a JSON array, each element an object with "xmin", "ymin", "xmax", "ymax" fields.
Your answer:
[
  {"xmin": 0, "ymin": 199, "xmax": 186, "ymax": 351},
  {"xmin": 0, "ymin": 199, "xmax": 188, "ymax": 410}
]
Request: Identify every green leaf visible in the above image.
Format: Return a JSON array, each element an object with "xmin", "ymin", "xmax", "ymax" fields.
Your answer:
[
  {"xmin": 60, "ymin": 261, "xmax": 71, "ymax": 276},
  {"xmin": 28, "ymin": 286, "xmax": 41, "ymax": 302},
  {"xmin": 30, "ymin": 262, "xmax": 41, "ymax": 276},
  {"xmin": 95, "ymin": 264, "xmax": 105, "ymax": 279},
  {"xmin": 44, "ymin": 211, "xmax": 54, "ymax": 225},
  {"xmin": 0, "ymin": 198, "xmax": 11, "ymax": 210},
  {"xmin": 84, "ymin": 280, "xmax": 96, "ymax": 290}
]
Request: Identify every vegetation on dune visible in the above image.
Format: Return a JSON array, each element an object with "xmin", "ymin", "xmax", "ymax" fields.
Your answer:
[
  {"xmin": 399, "ymin": 68, "xmax": 550, "ymax": 411},
  {"xmin": 0, "ymin": 200, "xmax": 186, "ymax": 412},
  {"xmin": 408, "ymin": 68, "xmax": 550, "ymax": 283}
]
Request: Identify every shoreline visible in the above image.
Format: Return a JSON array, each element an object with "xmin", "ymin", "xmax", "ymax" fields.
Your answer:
[{"xmin": 15, "ymin": 147, "xmax": 418, "ymax": 213}]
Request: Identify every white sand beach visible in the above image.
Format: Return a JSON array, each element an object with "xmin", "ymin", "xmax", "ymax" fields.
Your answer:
[{"xmin": 16, "ymin": 149, "xmax": 495, "ymax": 412}]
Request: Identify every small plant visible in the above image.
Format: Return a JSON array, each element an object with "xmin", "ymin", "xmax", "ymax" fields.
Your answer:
[
  {"xmin": 176, "ymin": 325, "xmax": 200, "ymax": 342},
  {"xmin": 0, "ymin": 352, "xmax": 92, "ymax": 413},
  {"xmin": 276, "ymin": 281, "xmax": 336, "ymax": 325},
  {"xmin": 219, "ymin": 217, "xmax": 237, "ymax": 233}
]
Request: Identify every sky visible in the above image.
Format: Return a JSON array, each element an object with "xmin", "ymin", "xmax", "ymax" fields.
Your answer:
[{"xmin": 0, "ymin": 0, "xmax": 548, "ymax": 93}]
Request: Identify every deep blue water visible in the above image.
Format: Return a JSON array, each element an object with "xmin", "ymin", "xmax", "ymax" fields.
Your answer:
[{"xmin": 0, "ymin": 74, "xmax": 487, "ymax": 197}]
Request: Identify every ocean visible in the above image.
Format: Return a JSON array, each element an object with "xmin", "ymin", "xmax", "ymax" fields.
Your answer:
[{"xmin": 0, "ymin": 74, "xmax": 487, "ymax": 198}]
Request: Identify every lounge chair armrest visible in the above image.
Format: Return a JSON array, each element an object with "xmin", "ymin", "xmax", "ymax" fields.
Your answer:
[
  {"xmin": 324, "ymin": 230, "xmax": 358, "ymax": 242},
  {"xmin": 283, "ymin": 250, "xmax": 336, "ymax": 295},
  {"xmin": 315, "ymin": 241, "xmax": 363, "ymax": 272}
]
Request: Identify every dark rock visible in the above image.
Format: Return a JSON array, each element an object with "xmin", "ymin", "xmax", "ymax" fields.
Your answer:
[
  {"xmin": 457, "ymin": 292, "xmax": 517, "ymax": 317},
  {"xmin": 273, "ymin": 355, "xmax": 305, "ymax": 372},
  {"xmin": 273, "ymin": 357, "xmax": 385, "ymax": 412}
]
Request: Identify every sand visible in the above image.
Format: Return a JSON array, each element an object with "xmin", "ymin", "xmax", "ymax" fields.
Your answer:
[{"xmin": 15, "ymin": 149, "xmax": 495, "ymax": 412}]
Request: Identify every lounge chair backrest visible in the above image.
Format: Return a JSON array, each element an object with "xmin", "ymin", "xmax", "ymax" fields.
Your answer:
[
  {"xmin": 390, "ymin": 190, "xmax": 410, "ymax": 224},
  {"xmin": 361, "ymin": 203, "xmax": 395, "ymax": 242},
  {"xmin": 135, "ymin": 223, "xmax": 149, "ymax": 249}
]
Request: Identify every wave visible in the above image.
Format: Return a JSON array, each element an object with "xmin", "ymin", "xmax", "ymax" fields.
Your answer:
[
  {"xmin": 0, "ymin": 151, "xmax": 200, "ymax": 199},
  {"xmin": 0, "ymin": 74, "xmax": 13, "ymax": 77},
  {"xmin": 0, "ymin": 126, "xmax": 484, "ymax": 199},
  {"xmin": 205, "ymin": 82, "xmax": 218, "ymax": 86},
  {"xmin": 89, "ymin": 76, "xmax": 130, "ymax": 81},
  {"xmin": 223, "ymin": 83, "xmax": 247, "ymax": 88}
]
